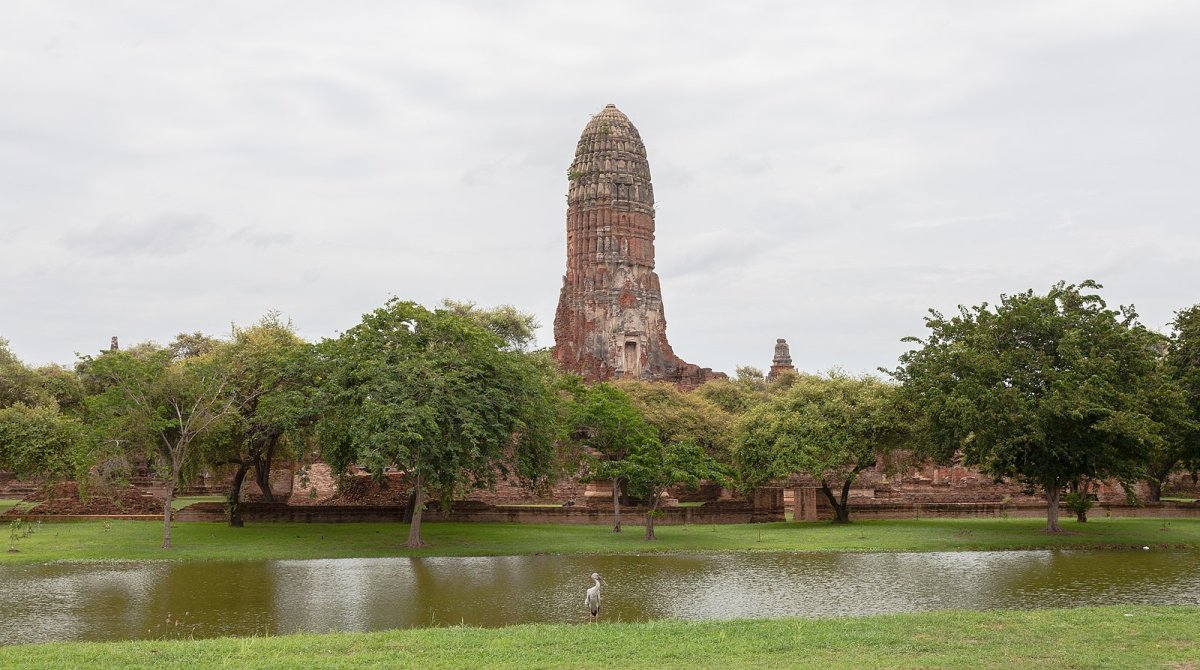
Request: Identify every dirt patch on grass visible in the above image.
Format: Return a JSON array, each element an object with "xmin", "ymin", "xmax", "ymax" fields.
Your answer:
[{"xmin": 18, "ymin": 482, "xmax": 162, "ymax": 515}]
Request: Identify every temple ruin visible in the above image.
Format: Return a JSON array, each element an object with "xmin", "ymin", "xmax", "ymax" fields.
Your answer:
[
  {"xmin": 767, "ymin": 338, "xmax": 796, "ymax": 381},
  {"xmin": 553, "ymin": 104, "xmax": 721, "ymax": 387}
]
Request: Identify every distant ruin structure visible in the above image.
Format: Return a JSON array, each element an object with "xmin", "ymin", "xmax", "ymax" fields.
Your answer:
[
  {"xmin": 553, "ymin": 104, "xmax": 721, "ymax": 387},
  {"xmin": 110, "ymin": 336, "xmax": 119, "ymax": 351},
  {"xmin": 767, "ymin": 338, "xmax": 796, "ymax": 381}
]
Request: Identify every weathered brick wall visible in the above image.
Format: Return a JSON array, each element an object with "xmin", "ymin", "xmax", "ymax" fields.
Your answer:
[{"xmin": 174, "ymin": 489, "xmax": 785, "ymax": 524}]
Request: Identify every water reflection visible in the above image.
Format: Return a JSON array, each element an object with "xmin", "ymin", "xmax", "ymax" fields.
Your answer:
[{"xmin": 1, "ymin": 549, "xmax": 1197, "ymax": 644}]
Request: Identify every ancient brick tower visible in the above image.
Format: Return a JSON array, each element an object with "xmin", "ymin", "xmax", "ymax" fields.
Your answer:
[{"xmin": 553, "ymin": 104, "xmax": 720, "ymax": 387}]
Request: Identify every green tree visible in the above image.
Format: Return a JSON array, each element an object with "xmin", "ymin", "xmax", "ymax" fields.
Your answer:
[
  {"xmin": 0, "ymin": 340, "xmax": 92, "ymax": 484},
  {"xmin": 568, "ymin": 382, "xmax": 657, "ymax": 532},
  {"xmin": 0, "ymin": 339, "xmax": 48, "ymax": 409},
  {"xmin": 317, "ymin": 300, "xmax": 559, "ymax": 547},
  {"xmin": 615, "ymin": 379, "xmax": 734, "ymax": 461},
  {"xmin": 735, "ymin": 373, "xmax": 906, "ymax": 523},
  {"xmin": 0, "ymin": 403, "xmax": 88, "ymax": 481},
  {"xmin": 211, "ymin": 314, "xmax": 317, "ymax": 526},
  {"xmin": 594, "ymin": 438, "xmax": 726, "ymax": 540},
  {"xmin": 892, "ymin": 281, "xmax": 1161, "ymax": 532},
  {"xmin": 82, "ymin": 345, "xmax": 239, "ymax": 548},
  {"xmin": 693, "ymin": 375, "xmax": 769, "ymax": 415},
  {"xmin": 1140, "ymin": 305, "xmax": 1200, "ymax": 500},
  {"xmin": 1137, "ymin": 355, "xmax": 1195, "ymax": 502}
]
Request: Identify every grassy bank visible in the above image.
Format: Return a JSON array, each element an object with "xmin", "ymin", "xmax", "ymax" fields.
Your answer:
[
  {"xmin": 1, "ymin": 516, "xmax": 1197, "ymax": 564},
  {"xmin": 2, "ymin": 606, "xmax": 1196, "ymax": 669}
]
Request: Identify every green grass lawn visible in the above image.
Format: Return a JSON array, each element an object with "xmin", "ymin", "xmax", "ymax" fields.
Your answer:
[
  {"xmin": 170, "ymin": 495, "xmax": 225, "ymax": 511},
  {"xmin": 1, "ymin": 516, "xmax": 1197, "ymax": 564},
  {"xmin": 0, "ymin": 500, "xmax": 39, "ymax": 514},
  {"xmin": 0, "ymin": 606, "xmax": 1195, "ymax": 669}
]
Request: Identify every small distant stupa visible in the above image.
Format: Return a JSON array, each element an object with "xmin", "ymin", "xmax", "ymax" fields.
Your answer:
[{"xmin": 767, "ymin": 338, "xmax": 795, "ymax": 381}]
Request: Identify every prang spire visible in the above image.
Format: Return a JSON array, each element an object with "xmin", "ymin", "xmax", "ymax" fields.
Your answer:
[{"xmin": 552, "ymin": 104, "xmax": 720, "ymax": 388}]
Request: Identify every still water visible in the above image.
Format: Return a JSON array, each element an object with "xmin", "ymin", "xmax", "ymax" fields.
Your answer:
[{"xmin": 2, "ymin": 550, "xmax": 1199, "ymax": 644}]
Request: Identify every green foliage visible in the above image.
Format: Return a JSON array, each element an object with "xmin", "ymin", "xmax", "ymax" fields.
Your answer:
[
  {"xmin": 692, "ymin": 376, "xmax": 768, "ymax": 415},
  {"xmin": 615, "ymin": 380, "xmax": 734, "ymax": 462},
  {"xmin": 0, "ymin": 338, "xmax": 43, "ymax": 409},
  {"xmin": 316, "ymin": 299, "xmax": 561, "ymax": 546},
  {"xmin": 1166, "ymin": 304, "xmax": 1200, "ymax": 476},
  {"xmin": 0, "ymin": 403, "xmax": 89, "ymax": 481},
  {"xmin": 208, "ymin": 313, "xmax": 317, "ymax": 523},
  {"xmin": 1064, "ymin": 491, "xmax": 1094, "ymax": 519},
  {"xmin": 80, "ymin": 344, "xmax": 239, "ymax": 547},
  {"xmin": 595, "ymin": 439, "xmax": 727, "ymax": 504},
  {"xmin": 892, "ymin": 280, "xmax": 1163, "ymax": 531},
  {"xmin": 439, "ymin": 299, "xmax": 541, "ymax": 352},
  {"xmin": 735, "ymin": 373, "xmax": 906, "ymax": 522},
  {"xmin": 568, "ymin": 382, "xmax": 657, "ymax": 463}
]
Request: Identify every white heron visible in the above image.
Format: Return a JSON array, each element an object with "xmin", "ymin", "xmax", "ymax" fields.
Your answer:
[{"xmin": 585, "ymin": 572, "xmax": 603, "ymax": 619}]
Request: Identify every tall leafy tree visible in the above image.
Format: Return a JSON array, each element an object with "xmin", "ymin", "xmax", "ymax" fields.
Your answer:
[
  {"xmin": 211, "ymin": 314, "xmax": 317, "ymax": 526},
  {"xmin": 892, "ymin": 281, "xmax": 1161, "ymax": 532},
  {"xmin": 317, "ymin": 300, "xmax": 558, "ymax": 547},
  {"xmin": 736, "ymin": 373, "xmax": 906, "ymax": 523},
  {"xmin": 593, "ymin": 438, "xmax": 726, "ymax": 540},
  {"xmin": 568, "ymin": 382, "xmax": 657, "ymax": 532},
  {"xmin": 83, "ymin": 345, "xmax": 240, "ymax": 547},
  {"xmin": 1154, "ymin": 304, "xmax": 1200, "ymax": 497}
]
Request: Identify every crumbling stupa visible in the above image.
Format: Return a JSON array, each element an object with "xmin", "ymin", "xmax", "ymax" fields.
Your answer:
[{"xmin": 553, "ymin": 104, "xmax": 720, "ymax": 387}]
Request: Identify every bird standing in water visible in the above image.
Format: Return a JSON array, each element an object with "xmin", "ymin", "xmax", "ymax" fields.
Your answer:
[{"xmin": 585, "ymin": 572, "xmax": 603, "ymax": 620}]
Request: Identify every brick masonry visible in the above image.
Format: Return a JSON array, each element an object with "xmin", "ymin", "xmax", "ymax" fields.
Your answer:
[{"xmin": 553, "ymin": 104, "xmax": 722, "ymax": 388}]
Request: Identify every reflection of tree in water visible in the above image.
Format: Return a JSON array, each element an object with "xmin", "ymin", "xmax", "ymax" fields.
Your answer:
[
  {"xmin": 0, "ymin": 562, "xmax": 164, "ymax": 644},
  {"xmin": 145, "ymin": 561, "xmax": 277, "ymax": 638},
  {"xmin": 986, "ymin": 550, "xmax": 1200, "ymax": 608}
]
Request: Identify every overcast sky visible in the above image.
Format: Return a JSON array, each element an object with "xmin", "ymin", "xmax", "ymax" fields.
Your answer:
[{"xmin": 2, "ymin": 1, "xmax": 1199, "ymax": 376}]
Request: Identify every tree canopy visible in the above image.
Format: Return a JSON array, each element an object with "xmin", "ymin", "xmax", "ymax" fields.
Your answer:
[
  {"xmin": 316, "ymin": 299, "xmax": 560, "ymax": 547},
  {"xmin": 567, "ymin": 382, "xmax": 657, "ymax": 532},
  {"xmin": 891, "ymin": 281, "xmax": 1162, "ymax": 531},
  {"xmin": 211, "ymin": 313, "xmax": 317, "ymax": 526},
  {"xmin": 82, "ymin": 344, "xmax": 240, "ymax": 547},
  {"xmin": 736, "ymin": 373, "xmax": 906, "ymax": 523}
]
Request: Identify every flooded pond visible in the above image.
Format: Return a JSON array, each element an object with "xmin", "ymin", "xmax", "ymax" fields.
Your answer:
[{"xmin": 2, "ymin": 549, "xmax": 1199, "ymax": 644}]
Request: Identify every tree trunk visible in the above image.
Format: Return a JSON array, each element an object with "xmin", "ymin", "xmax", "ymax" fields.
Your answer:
[
  {"xmin": 406, "ymin": 471, "xmax": 425, "ymax": 548},
  {"xmin": 839, "ymin": 478, "xmax": 853, "ymax": 524},
  {"xmin": 645, "ymin": 497, "xmax": 658, "ymax": 541},
  {"xmin": 161, "ymin": 478, "xmax": 175, "ymax": 549},
  {"xmin": 252, "ymin": 437, "xmax": 278, "ymax": 503},
  {"xmin": 403, "ymin": 489, "xmax": 417, "ymax": 523},
  {"xmin": 1147, "ymin": 479, "xmax": 1163, "ymax": 503},
  {"xmin": 1044, "ymin": 481, "xmax": 1063, "ymax": 533},
  {"xmin": 227, "ymin": 462, "xmax": 250, "ymax": 528},
  {"xmin": 611, "ymin": 477, "xmax": 622, "ymax": 533},
  {"xmin": 254, "ymin": 463, "xmax": 275, "ymax": 503},
  {"xmin": 819, "ymin": 479, "xmax": 850, "ymax": 524}
]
